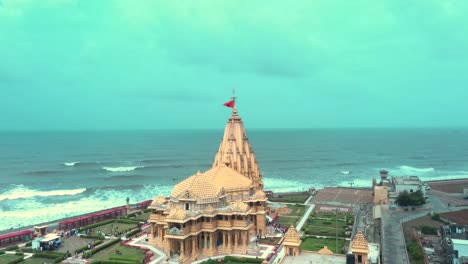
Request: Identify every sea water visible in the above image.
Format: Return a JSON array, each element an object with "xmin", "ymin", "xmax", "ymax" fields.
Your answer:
[{"xmin": 1, "ymin": 128, "xmax": 468, "ymax": 231}]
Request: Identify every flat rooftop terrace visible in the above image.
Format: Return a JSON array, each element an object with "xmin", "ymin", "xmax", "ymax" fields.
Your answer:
[{"xmin": 313, "ymin": 187, "xmax": 373, "ymax": 205}]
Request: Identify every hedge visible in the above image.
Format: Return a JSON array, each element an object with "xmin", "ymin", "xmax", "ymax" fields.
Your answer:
[
  {"xmin": 33, "ymin": 251, "xmax": 67, "ymax": 263},
  {"xmin": 116, "ymin": 219, "xmax": 140, "ymax": 225},
  {"xmin": 125, "ymin": 228, "xmax": 142, "ymax": 238},
  {"xmin": 20, "ymin": 247, "xmax": 34, "ymax": 253},
  {"xmin": 0, "ymin": 250, "xmax": 5, "ymax": 255},
  {"xmin": 6, "ymin": 256, "xmax": 24, "ymax": 264},
  {"xmin": 25, "ymin": 241, "xmax": 32, "ymax": 247},
  {"xmin": 5, "ymin": 245, "xmax": 19, "ymax": 251},
  {"xmin": 142, "ymin": 209, "xmax": 150, "ymax": 213},
  {"xmin": 224, "ymin": 256, "xmax": 264, "ymax": 263},
  {"xmin": 83, "ymin": 239, "xmax": 121, "ymax": 258},
  {"xmin": 80, "ymin": 234, "xmax": 105, "ymax": 240},
  {"xmin": 75, "ymin": 240, "xmax": 104, "ymax": 254},
  {"xmin": 78, "ymin": 219, "xmax": 114, "ymax": 232},
  {"xmin": 15, "ymin": 252, "xmax": 24, "ymax": 256}
]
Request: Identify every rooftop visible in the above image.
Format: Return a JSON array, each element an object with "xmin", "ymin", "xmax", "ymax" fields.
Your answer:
[{"xmin": 393, "ymin": 176, "xmax": 422, "ymax": 185}]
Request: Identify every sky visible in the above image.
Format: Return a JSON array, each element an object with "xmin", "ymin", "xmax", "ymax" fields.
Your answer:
[{"xmin": 0, "ymin": 0, "xmax": 467, "ymax": 130}]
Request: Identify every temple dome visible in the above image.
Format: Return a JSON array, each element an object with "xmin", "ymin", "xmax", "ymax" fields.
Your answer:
[
  {"xmin": 171, "ymin": 171, "xmax": 222, "ymax": 200},
  {"xmin": 204, "ymin": 164, "xmax": 252, "ymax": 191},
  {"xmin": 150, "ymin": 195, "xmax": 167, "ymax": 206},
  {"xmin": 212, "ymin": 107, "xmax": 263, "ymax": 190}
]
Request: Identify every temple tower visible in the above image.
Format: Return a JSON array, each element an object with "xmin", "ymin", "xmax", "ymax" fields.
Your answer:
[
  {"xmin": 350, "ymin": 229, "xmax": 369, "ymax": 264},
  {"xmin": 212, "ymin": 105, "xmax": 263, "ymax": 191},
  {"xmin": 283, "ymin": 225, "xmax": 301, "ymax": 256}
]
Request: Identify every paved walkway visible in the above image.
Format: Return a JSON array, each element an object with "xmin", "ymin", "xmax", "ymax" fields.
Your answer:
[
  {"xmin": 304, "ymin": 195, "xmax": 313, "ymax": 205},
  {"xmin": 296, "ymin": 204, "xmax": 315, "ymax": 231},
  {"xmin": 128, "ymin": 235, "xmax": 166, "ymax": 264},
  {"xmin": 381, "ymin": 206, "xmax": 409, "ymax": 264}
]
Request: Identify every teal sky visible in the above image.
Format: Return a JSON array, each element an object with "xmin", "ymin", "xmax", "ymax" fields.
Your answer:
[{"xmin": 1, "ymin": 0, "xmax": 467, "ymax": 130}]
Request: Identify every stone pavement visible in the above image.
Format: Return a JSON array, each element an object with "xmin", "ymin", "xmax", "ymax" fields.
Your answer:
[
  {"xmin": 127, "ymin": 235, "xmax": 166, "ymax": 264},
  {"xmin": 381, "ymin": 206, "xmax": 409, "ymax": 264},
  {"xmin": 296, "ymin": 204, "xmax": 315, "ymax": 231}
]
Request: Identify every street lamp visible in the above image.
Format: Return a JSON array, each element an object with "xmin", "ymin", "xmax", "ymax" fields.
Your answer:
[{"xmin": 333, "ymin": 208, "xmax": 338, "ymax": 253}]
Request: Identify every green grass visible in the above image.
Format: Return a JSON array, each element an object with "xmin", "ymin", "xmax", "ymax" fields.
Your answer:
[
  {"xmin": 0, "ymin": 254, "xmax": 22, "ymax": 262},
  {"xmin": 406, "ymin": 239, "xmax": 424, "ymax": 264},
  {"xmin": 285, "ymin": 204, "xmax": 306, "ymax": 217},
  {"xmin": 259, "ymin": 237, "xmax": 282, "ymax": 244},
  {"xmin": 306, "ymin": 219, "xmax": 348, "ymax": 229},
  {"xmin": 135, "ymin": 212, "xmax": 150, "ymax": 221},
  {"xmin": 300, "ymin": 237, "xmax": 346, "ymax": 253},
  {"xmin": 269, "ymin": 195, "xmax": 309, "ymax": 203},
  {"xmin": 22, "ymin": 257, "xmax": 57, "ymax": 264},
  {"xmin": 91, "ymin": 244, "xmax": 145, "ymax": 262},
  {"xmin": 276, "ymin": 216, "xmax": 299, "ymax": 227},
  {"xmin": 87, "ymin": 222, "xmax": 137, "ymax": 236}
]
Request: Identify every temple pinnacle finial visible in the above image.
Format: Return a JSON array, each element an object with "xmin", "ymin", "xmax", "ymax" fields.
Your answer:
[
  {"xmin": 231, "ymin": 88, "xmax": 237, "ymax": 103},
  {"xmin": 231, "ymin": 89, "xmax": 237, "ymax": 114}
]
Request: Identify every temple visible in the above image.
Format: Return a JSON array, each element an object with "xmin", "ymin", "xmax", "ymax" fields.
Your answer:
[{"xmin": 148, "ymin": 105, "xmax": 267, "ymax": 263}]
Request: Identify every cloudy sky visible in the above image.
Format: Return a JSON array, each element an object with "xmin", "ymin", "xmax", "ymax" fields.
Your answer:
[{"xmin": 1, "ymin": 0, "xmax": 467, "ymax": 130}]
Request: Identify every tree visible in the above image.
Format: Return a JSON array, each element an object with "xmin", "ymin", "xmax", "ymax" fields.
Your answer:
[{"xmin": 395, "ymin": 190, "xmax": 425, "ymax": 206}]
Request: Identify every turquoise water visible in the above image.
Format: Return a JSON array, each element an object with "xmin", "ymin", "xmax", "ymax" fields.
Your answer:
[{"xmin": 1, "ymin": 128, "xmax": 468, "ymax": 231}]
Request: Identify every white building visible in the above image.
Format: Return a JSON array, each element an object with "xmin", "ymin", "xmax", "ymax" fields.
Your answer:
[{"xmin": 392, "ymin": 176, "xmax": 425, "ymax": 196}]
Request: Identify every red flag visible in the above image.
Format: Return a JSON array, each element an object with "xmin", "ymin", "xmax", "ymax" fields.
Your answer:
[{"xmin": 223, "ymin": 100, "xmax": 235, "ymax": 108}]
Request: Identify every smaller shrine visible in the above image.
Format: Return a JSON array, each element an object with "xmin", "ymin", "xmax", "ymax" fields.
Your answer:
[
  {"xmin": 283, "ymin": 225, "xmax": 301, "ymax": 256},
  {"xmin": 350, "ymin": 229, "xmax": 370, "ymax": 264}
]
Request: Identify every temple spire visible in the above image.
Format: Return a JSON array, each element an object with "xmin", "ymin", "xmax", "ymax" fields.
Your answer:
[{"xmin": 213, "ymin": 96, "xmax": 263, "ymax": 190}]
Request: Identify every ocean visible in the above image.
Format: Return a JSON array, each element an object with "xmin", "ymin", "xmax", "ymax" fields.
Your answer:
[{"xmin": 1, "ymin": 128, "xmax": 468, "ymax": 231}]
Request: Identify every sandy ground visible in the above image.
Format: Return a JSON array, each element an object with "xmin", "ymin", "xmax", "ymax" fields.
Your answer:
[
  {"xmin": 428, "ymin": 178, "xmax": 468, "ymax": 193},
  {"xmin": 440, "ymin": 209, "xmax": 468, "ymax": 225}
]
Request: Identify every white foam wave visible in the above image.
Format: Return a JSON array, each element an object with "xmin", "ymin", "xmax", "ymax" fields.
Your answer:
[
  {"xmin": 336, "ymin": 178, "xmax": 372, "ymax": 188},
  {"xmin": 263, "ymin": 177, "xmax": 323, "ymax": 193},
  {"xmin": 340, "ymin": 171, "xmax": 351, "ymax": 175},
  {"xmin": 0, "ymin": 185, "xmax": 86, "ymax": 201},
  {"xmin": 102, "ymin": 166, "xmax": 143, "ymax": 172},
  {"xmin": 64, "ymin": 162, "xmax": 79, "ymax": 167},
  {"xmin": 0, "ymin": 184, "xmax": 172, "ymax": 231},
  {"xmin": 398, "ymin": 165, "xmax": 435, "ymax": 173}
]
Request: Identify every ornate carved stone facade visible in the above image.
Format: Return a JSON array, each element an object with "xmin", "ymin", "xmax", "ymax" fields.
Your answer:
[
  {"xmin": 148, "ymin": 107, "xmax": 268, "ymax": 264},
  {"xmin": 350, "ymin": 229, "xmax": 369, "ymax": 264},
  {"xmin": 283, "ymin": 225, "xmax": 301, "ymax": 256}
]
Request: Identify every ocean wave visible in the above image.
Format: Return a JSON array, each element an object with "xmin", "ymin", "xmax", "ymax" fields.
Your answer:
[
  {"xmin": 398, "ymin": 165, "xmax": 435, "ymax": 173},
  {"xmin": 0, "ymin": 184, "xmax": 173, "ymax": 231},
  {"xmin": 102, "ymin": 166, "xmax": 143, "ymax": 172},
  {"xmin": 61, "ymin": 161, "xmax": 101, "ymax": 167},
  {"xmin": 24, "ymin": 170, "xmax": 65, "ymax": 175},
  {"xmin": 340, "ymin": 171, "xmax": 351, "ymax": 175},
  {"xmin": 336, "ymin": 178, "xmax": 372, "ymax": 188},
  {"xmin": 0, "ymin": 185, "xmax": 86, "ymax": 201}
]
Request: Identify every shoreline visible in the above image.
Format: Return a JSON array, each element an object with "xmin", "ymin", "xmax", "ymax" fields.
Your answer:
[{"xmin": 2, "ymin": 177, "xmax": 468, "ymax": 235}]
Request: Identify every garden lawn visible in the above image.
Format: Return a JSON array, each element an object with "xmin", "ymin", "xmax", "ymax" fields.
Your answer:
[
  {"xmin": 306, "ymin": 218, "xmax": 348, "ymax": 229},
  {"xmin": 286, "ymin": 204, "xmax": 306, "ymax": 217},
  {"xmin": 276, "ymin": 216, "xmax": 299, "ymax": 227},
  {"xmin": 136, "ymin": 212, "xmax": 150, "ymax": 221},
  {"xmin": 269, "ymin": 195, "xmax": 309, "ymax": 203},
  {"xmin": 0, "ymin": 254, "xmax": 22, "ymax": 263},
  {"xmin": 91, "ymin": 243, "xmax": 145, "ymax": 262},
  {"xmin": 87, "ymin": 222, "xmax": 137, "ymax": 236},
  {"xmin": 23, "ymin": 257, "xmax": 57, "ymax": 264},
  {"xmin": 300, "ymin": 237, "xmax": 346, "ymax": 253},
  {"xmin": 259, "ymin": 237, "xmax": 282, "ymax": 244}
]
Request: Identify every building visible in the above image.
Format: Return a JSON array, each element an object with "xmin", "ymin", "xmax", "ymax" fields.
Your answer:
[
  {"xmin": 283, "ymin": 225, "xmax": 301, "ymax": 256},
  {"xmin": 392, "ymin": 176, "xmax": 425, "ymax": 196},
  {"xmin": 373, "ymin": 186, "xmax": 389, "ymax": 205},
  {"xmin": 148, "ymin": 105, "xmax": 268, "ymax": 263},
  {"xmin": 452, "ymin": 239, "xmax": 468, "ymax": 262},
  {"xmin": 348, "ymin": 229, "xmax": 380, "ymax": 264}
]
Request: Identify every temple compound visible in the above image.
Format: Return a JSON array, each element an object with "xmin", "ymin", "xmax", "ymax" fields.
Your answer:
[{"xmin": 148, "ymin": 106, "xmax": 267, "ymax": 263}]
